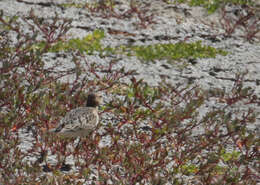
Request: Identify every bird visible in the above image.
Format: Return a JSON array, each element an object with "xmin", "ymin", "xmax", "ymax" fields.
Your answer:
[{"xmin": 49, "ymin": 93, "xmax": 102, "ymax": 138}]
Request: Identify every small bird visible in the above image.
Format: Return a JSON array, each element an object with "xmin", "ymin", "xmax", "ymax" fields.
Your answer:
[{"xmin": 50, "ymin": 93, "xmax": 102, "ymax": 138}]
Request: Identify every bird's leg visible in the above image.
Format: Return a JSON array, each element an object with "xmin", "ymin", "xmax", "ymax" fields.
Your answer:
[
  {"xmin": 75, "ymin": 137, "xmax": 81, "ymax": 150},
  {"xmin": 61, "ymin": 140, "xmax": 68, "ymax": 165},
  {"xmin": 60, "ymin": 139, "xmax": 72, "ymax": 171}
]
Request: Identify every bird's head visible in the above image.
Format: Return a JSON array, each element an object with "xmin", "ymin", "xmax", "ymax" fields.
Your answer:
[{"xmin": 86, "ymin": 93, "xmax": 102, "ymax": 107}]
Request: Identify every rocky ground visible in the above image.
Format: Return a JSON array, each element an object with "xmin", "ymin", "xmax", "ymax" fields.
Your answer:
[
  {"xmin": 1, "ymin": 0, "xmax": 259, "ymax": 89},
  {"xmin": 2, "ymin": 0, "xmax": 259, "ymax": 121}
]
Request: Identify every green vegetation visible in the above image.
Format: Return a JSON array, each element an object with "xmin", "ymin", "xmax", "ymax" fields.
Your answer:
[
  {"xmin": 48, "ymin": 30, "xmax": 106, "ymax": 54},
  {"xmin": 131, "ymin": 41, "xmax": 227, "ymax": 61},
  {"xmin": 172, "ymin": 0, "xmax": 255, "ymax": 13},
  {"xmin": 60, "ymin": 2, "xmax": 86, "ymax": 8},
  {"xmin": 29, "ymin": 28, "xmax": 226, "ymax": 63}
]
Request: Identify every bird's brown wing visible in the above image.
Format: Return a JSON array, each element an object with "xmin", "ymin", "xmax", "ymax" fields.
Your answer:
[{"xmin": 55, "ymin": 107, "xmax": 98, "ymax": 134}]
